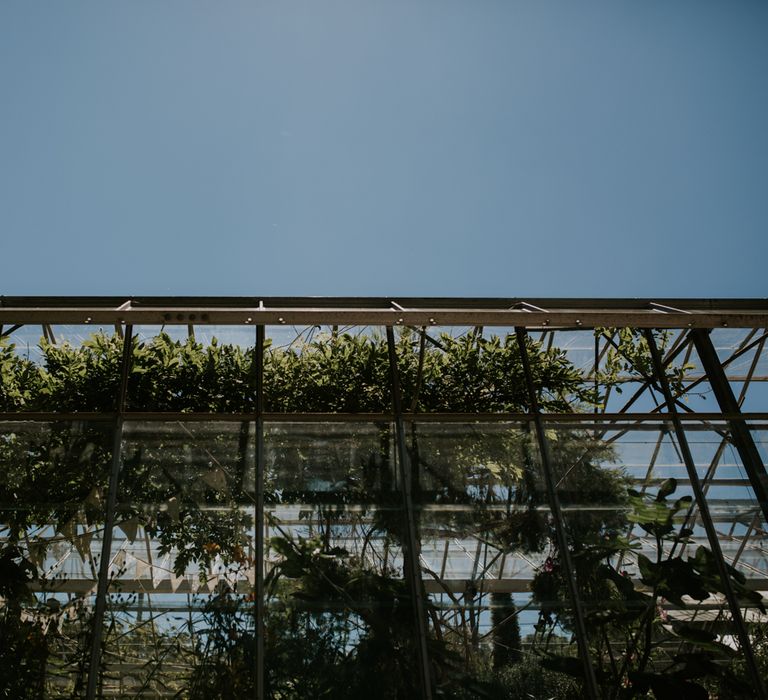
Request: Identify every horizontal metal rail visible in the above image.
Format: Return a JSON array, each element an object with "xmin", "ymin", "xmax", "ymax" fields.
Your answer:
[
  {"xmin": 1, "ymin": 411, "xmax": 768, "ymax": 423},
  {"xmin": 1, "ymin": 296, "xmax": 767, "ymax": 328},
  {"xmin": 23, "ymin": 577, "xmax": 768, "ymax": 596}
]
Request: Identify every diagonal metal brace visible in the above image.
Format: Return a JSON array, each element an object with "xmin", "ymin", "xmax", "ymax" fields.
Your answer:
[{"xmin": 691, "ymin": 329, "xmax": 768, "ymax": 524}]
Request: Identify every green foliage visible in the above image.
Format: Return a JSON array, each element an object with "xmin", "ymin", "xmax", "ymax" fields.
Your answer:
[
  {"xmin": 0, "ymin": 328, "xmax": 598, "ymax": 413},
  {"xmin": 0, "ymin": 337, "xmax": 43, "ymax": 411},
  {"xmin": 598, "ymin": 328, "xmax": 694, "ymax": 400},
  {"xmin": 4, "ymin": 327, "xmax": 758, "ymax": 699},
  {"xmin": 265, "ymin": 532, "xmax": 496, "ymax": 699},
  {"xmin": 187, "ymin": 588, "xmax": 256, "ymax": 699},
  {"xmin": 534, "ymin": 479, "xmax": 762, "ymax": 699}
]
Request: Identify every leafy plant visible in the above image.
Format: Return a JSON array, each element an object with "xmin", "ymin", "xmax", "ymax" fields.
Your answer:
[{"xmin": 534, "ymin": 478, "xmax": 763, "ymax": 698}]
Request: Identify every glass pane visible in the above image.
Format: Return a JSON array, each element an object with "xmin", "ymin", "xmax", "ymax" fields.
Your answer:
[
  {"xmin": 549, "ymin": 420, "xmax": 766, "ymax": 697},
  {"xmin": 100, "ymin": 420, "xmax": 257, "ymax": 696},
  {"xmin": 411, "ymin": 420, "xmax": 583, "ymax": 696},
  {"xmin": 0, "ymin": 420, "xmax": 113, "ymax": 695},
  {"xmin": 709, "ymin": 329, "xmax": 768, "ymax": 381},
  {"xmin": 264, "ymin": 421, "xmax": 431, "ymax": 696}
]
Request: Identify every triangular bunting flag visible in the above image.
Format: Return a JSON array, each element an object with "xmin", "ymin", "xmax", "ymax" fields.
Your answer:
[
  {"xmin": 74, "ymin": 530, "xmax": 93, "ymax": 561},
  {"xmin": 201, "ymin": 468, "xmax": 229, "ymax": 494},
  {"xmin": 117, "ymin": 517, "xmax": 139, "ymax": 543},
  {"xmin": 58, "ymin": 519, "xmax": 77, "ymax": 545},
  {"xmin": 135, "ymin": 557, "xmax": 150, "ymax": 579}
]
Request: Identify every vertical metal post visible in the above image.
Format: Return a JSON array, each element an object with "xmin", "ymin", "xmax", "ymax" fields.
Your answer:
[
  {"xmin": 386, "ymin": 326, "xmax": 433, "ymax": 700},
  {"xmin": 691, "ymin": 329, "xmax": 768, "ymax": 524},
  {"xmin": 515, "ymin": 328, "xmax": 599, "ymax": 700},
  {"xmin": 86, "ymin": 324, "xmax": 133, "ymax": 700},
  {"xmin": 644, "ymin": 330, "xmax": 766, "ymax": 699},
  {"xmin": 255, "ymin": 325, "xmax": 266, "ymax": 700}
]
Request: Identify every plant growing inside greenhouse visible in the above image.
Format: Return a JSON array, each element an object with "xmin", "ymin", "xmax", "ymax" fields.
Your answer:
[
  {"xmin": 1, "ymin": 317, "xmax": 766, "ymax": 699},
  {"xmin": 533, "ymin": 478, "xmax": 763, "ymax": 698}
]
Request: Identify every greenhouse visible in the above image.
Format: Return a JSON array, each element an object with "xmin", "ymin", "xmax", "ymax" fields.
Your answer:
[{"xmin": 1, "ymin": 296, "xmax": 767, "ymax": 699}]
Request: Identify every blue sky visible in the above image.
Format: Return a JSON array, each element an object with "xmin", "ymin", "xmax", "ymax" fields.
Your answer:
[{"xmin": 1, "ymin": 1, "xmax": 766, "ymax": 298}]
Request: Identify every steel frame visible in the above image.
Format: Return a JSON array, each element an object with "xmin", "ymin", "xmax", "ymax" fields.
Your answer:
[
  {"xmin": 1, "ymin": 296, "xmax": 768, "ymax": 329},
  {"xmin": 2, "ymin": 298, "xmax": 768, "ymax": 699}
]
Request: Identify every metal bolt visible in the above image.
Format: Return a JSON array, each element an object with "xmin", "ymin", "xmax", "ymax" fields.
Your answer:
[
  {"xmin": 85, "ymin": 317, "xmax": 92, "ymax": 324},
  {"xmin": 397, "ymin": 318, "xmax": 403, "ymax": 324},
  {"xmin": 246, "ymin": 317, "xmax": 253, "ymax": 323},
  {"xmin": 429, "ymin": 318, "xmax": 436, "ymax": 325},
  {"xmin": 278, "ymin": 317, "xmax": 285, "ymax": 324}
]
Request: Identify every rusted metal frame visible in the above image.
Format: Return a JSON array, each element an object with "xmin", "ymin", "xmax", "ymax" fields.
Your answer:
[
  {"xmin": 597, "ymin": 331, "xmax": 696, "ymax": 444},
  {"xmin": 85, "ymin": 325, "xmax": 134, "ymax": 700},
  {"xmin": 255, "ymin": 325, "xmax": 266, "ymax": 700},
  {"xmin": 599, "ymin": 333, "xmax": 733, "ymax": 448},
  {"xmin": 2, "ymin": 303, "xmax": 768, "ymax": 328},
  {"xmin": 599, "ymin": 330, "xmax": 695, "ymax": 416},
  {"xmin": 4, "ymin": 410, "xmax": 768, "ymax": 424},
  {"xmin": 42, "ymin": 323, "xmax": 57, "ymax": 344},
  {"xmin": 691, "ymin": 329, "xmax": 768, "ymax": 525},
  {"xmin": 735, "ymin": 327, "xmax": 759, "ymax": 354},
  {"xmin": 665, "ymin": 330, "xmax": 768, "ymax": 408},
  {"xmin": 733, "ymin": 513, "xmax": 763, "ymax": 568},
  {"xmin": 598, "ymin": 327, "xmax": 768, "ymax": 447},
  {"xmin": 668, "ymin": 437, "xmax": 729, "ymax": 562},
  {"xmin": 410, "ymin": 327, "xmax": 428, "ymax": 412},
  {"xmin": 514, "ymin": 327, "xmax": 600, "ymax": 699},
  {"xmin": 403, "ymin": 325, "xmax": 445, "ymax": 351},
  {"xmin": 676, "ymin": 340, "xmax": 767, "ymax": 557},
  {"xmin": 734, "ymin": 333, "xmax": 767, "ymax": 410},
  {"xmin": 0, "ymin": 295, "xmax": 764, "ymax": 310},
  {"xmin": 386, "ymin": 327, "xmax": 434, "ymax": 700},
  {"xmin": 644, "ymin": 330, "xmax": 767, "ymax": 699}
]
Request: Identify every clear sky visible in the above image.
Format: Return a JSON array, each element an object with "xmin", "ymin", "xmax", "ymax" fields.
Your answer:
[{"xmin": 1, "ymin": 1, "xmax": 766, "ymax": 298}]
